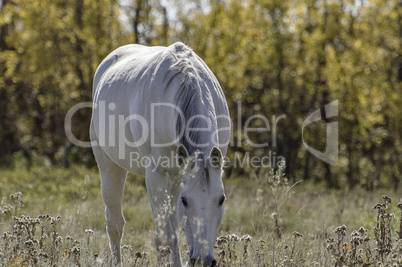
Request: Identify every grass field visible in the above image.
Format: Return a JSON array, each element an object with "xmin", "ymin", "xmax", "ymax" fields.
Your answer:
[{"xmin": 1, "ymin": 164, "xmax": 401, "ymax": 266}]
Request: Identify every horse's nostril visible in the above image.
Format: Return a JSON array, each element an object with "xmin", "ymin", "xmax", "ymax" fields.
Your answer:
[
  {"xmin": 211, "ymin": 259, "xmax": 217, "ymax": 267},
  {"xmin": 190, "ymin": 258, "xmax": 196, "ymax": 265}
]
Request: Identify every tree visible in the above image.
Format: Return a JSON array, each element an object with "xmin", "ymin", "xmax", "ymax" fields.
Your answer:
[{"xmin": 175, "ymin": 0, "xmax": 402, "ymax": 188}]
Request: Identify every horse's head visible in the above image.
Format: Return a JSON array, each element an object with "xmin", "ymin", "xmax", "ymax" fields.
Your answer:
[{"xmin": 176, "ymin": 145, "xmax": 225, "ymax": 267}]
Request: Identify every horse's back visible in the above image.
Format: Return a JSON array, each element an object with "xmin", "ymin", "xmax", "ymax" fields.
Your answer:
[
  {"xmin": 92, "ymin": 44, "xmax": 165, "ymax": 97},
  {"xmin": 90, "ymin": 42, "xmax": 230, "ymax": 174}
]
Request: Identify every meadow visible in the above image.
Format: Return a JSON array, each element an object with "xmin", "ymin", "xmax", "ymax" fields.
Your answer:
[{"xmin": 0, "ymin": 163, "xmax": 401, "ymax": 266}]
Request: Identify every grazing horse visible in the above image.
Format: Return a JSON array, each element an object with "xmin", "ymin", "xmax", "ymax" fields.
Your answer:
[{"xmin": 90, "ymin": 42, "xmax": 231, "ymax": 266}]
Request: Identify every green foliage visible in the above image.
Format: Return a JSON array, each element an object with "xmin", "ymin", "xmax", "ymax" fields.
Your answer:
[
  {"xmin": 1, "ymin": 0, "xmax": 401, "ymax": 188},
  {"xmin": 175, "ymin": 0, "xmax": 402, "ymax": 188},
  {"xmin": 0, "ymin": 0, "xmax": 127, "ymax": 167}
]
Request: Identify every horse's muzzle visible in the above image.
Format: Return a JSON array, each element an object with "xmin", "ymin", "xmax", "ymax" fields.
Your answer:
[{"xmin": 188, "ymin": 255, "xmax": 217, "ymax": 267}]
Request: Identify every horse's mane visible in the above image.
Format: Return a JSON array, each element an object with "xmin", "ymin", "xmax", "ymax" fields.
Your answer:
[{"xmin": 165, "ymin": 45, "xmax": 211, "ymax": 155}]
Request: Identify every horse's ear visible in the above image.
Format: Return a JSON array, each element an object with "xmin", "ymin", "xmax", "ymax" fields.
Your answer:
[
  {"xmin": 209, "ymin": 146, "xmax": 223, "ymax": 169},
  {"xmin": 176, "ymin": 144, "xmax": 189, "ymax": 167}
]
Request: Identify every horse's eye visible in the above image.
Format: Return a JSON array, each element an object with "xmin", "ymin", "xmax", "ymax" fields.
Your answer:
[
  {"xmin": 181, "ymin": 197, "xmax": 188, "ymax": 207},
  {"xmin": 218, "ymin": 195, "xmax": 226, "ymax": 206}
]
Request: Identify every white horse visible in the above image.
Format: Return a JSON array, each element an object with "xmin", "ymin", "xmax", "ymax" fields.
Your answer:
[{"xmin": 90, "ymin": 42, "xmax": 231, "ymax": 266}]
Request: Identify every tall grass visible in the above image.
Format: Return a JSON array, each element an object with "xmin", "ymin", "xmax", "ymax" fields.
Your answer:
[{"xmin": 0, "ymin": 165, "xmax": 401, "ymax": 266}]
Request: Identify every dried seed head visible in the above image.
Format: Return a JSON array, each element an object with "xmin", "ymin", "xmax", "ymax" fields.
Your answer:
[
  {"xmin": 382, "ymin": 195, "xmax": 392, "ymax": 204},
  {"xmin": 160, "ymin": 246, "xmax": 171, "ymax": 257},
  {"xmin": 1, "ymin": 232, "xmax": 11, "ymax": 240},
  {"xmin": 292, "ymin": 231, "xmax": 303, "ymax": 238},
  {"xmin": 218, "ymin": 249, "xmax": 225, "ymax": 256},
  {"xmin": 385, "ymin": 213, "xmax": 395, "ymax": 219},
  {"xmin": 38, "ymin": 214, "xmax": 50, "ymax": 222},
  {"xmin": 334, "ymin": 225, "xmax": 347, "ymax": 236},
  {"xmin": 241, "ymin": 234, "xmax": 253, "ymax": 242},
  {"xmin": 38, "ymin": 252, "xmax": 48, "ymax": 258},
  {"xmin": 85, "ymin": 229, "xmax": 94, "ymax": 235},
  {"xmin": 217, "ymin": 236, "xmax": 227, "ymax": 245},
  {"xmin": 135, "ymin": 252, "xmax": 142, "ymax": 258},
  {"xmin": 351, "ymin": 235, "xmax": 362, "ymax": 245},
  {"xmin": 397, "ymin": 200, "xmax": 402, "ymax": 209},
  {"xmin": 9, "ymin": 192, "xmax": 23, "ymax": 202},
  {"xmin": 358, "ymin": 227, "xmax": 367, "ymax": 235},
  {"xmin": 2, "ymin": 205, "xmax": 12, "ymax": 215},
  {"xmin": 122, "ymin": 245, "xmax": 133, "ymax": 252},
  {"xmin": 229, "ymin": 234, "xmax": 239, "ymax": 242},
  {"xmin": 25, "ymin": 240, "xmax": 34, "ymax": 247},
  {"xmin": 374, "ymin": 203, "xmax": 384, "ymax": 210}
]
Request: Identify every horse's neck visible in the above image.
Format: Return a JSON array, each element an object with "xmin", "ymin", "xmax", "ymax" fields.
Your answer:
[
  {"xmin": 172, "ymin": 64, "xmax": 218, "ymax": 155},
  {"xmin": 179, "ymin": 105, "xmax": 218, "ymax": 156}
]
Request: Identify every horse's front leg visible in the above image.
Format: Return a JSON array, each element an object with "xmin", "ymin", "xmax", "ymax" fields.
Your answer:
[
  {"xmin": 146, "ymin": 166, "xmax": 182, "ymax": 266},
  {"xmin": 93, "ymin": 146, "xmax": 127, "ymax": 265}
]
